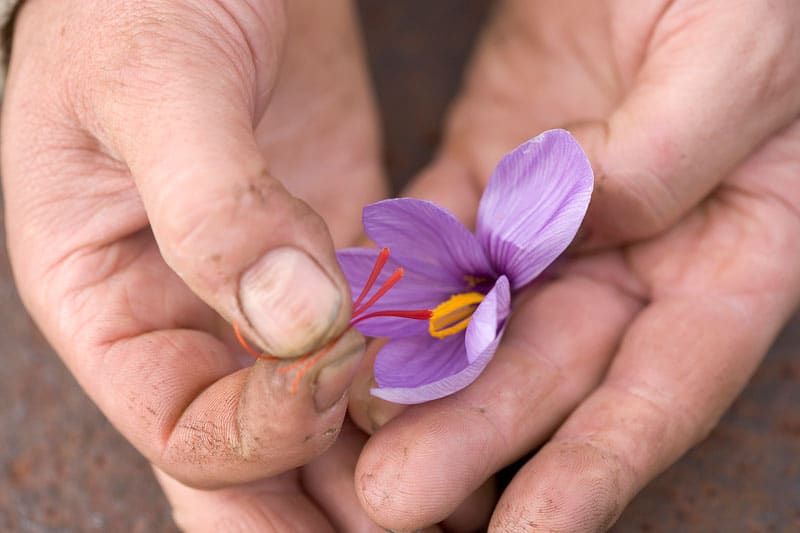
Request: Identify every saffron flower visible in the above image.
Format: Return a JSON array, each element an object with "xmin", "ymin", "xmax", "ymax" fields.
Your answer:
[{"xmin": 337, "ymin": 129, "xmax": 593, "ymax": 404}]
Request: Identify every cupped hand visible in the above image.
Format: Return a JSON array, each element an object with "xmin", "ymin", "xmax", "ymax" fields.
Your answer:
[
  {"xmin": 2, "ymin": 0, "xmax": 388, "ymax": 530},
  {"xmin": 348, "ymin": 0, "xmax": 800, "ymax": 530}
]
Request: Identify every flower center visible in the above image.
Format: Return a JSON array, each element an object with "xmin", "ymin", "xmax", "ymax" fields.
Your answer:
[{"xmin": 428, "ymin": 292, "xmax": 485, "ymax": 339}]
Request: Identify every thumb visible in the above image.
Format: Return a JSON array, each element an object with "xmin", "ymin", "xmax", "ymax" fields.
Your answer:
[
  {"xmin": 571, "ymin": 3, "xmax": 800, "ymax": 249},
  {"xmin": 90, "ymin": 3, "xmax": 351, "ymax": 357}
]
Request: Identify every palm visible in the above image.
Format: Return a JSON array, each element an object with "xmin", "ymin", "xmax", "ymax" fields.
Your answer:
[
  {"xmin": 350, "ymin": 1, "xmax": 800, "ymax": 530},
  {"xmin": 4, "ymin": 0, "xmax": 384, "ymax": 530}
]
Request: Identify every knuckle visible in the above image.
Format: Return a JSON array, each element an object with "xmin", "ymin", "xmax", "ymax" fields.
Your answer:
[
  {"xmin": 152, "ymin": 168, "xmax": 299, "ymax": 292},
  {"xmin": 595, "ymin": 164, "xmax": 683, "ymax": 240},
  {"xmin": 96, "ymin": 2, "xmax": 252, "ymax": 81},
  {"xmin": 156, "ymin": 206, "xmax": 241, "ymax": 295},
  {"xmin": 157, "ymin": 174, "xmax": 273, "ymax": 255},
  {"xmin": 157, "ymin": 194, "xmax": 231, "ymax": 267},
  {"xmin": 73, "ymin": 2, "xmax": 259, "ymax": 137},
  {"xmin": 615, "ymin": 380, "xmax": 708, "ymax": 446}
]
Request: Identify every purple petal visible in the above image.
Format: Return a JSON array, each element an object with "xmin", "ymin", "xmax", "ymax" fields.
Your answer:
[
  {"xmin": 477, "ymin": 129, "xmax": 593, "ymax": 289},
  {"xmin": 363, "ymin": 199, "xmax": 495, "ymax": 284},
  {"xmin": 371, "ymin": 276, "xmax": 511, "ymax": 404},
  {"xmin": 337, "ymin": 248, "xmax": 457, "ymax": 337},
  {"xmin": 373, "ymin": 334, "xmax": 467, "ymax": 389},
  {"xmin": 465, "ymin": 275, "xmax": 510, "ymax": 359}
]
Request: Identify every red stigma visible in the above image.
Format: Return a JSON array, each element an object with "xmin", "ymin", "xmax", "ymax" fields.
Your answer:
[
  {"xmin": 353, "ymin": 267, "xmax": 404, "ymax": 317},
  {"xmin": 232, "ymin": 248, "xmax": 432, "ymax": 394},
  {"xmin": 352, "ymin": 247, "xmax": 390, "ymax": 311},
  {"xmin": 350, "ymin": 309, "xmax": 433, "ymax": 327}
]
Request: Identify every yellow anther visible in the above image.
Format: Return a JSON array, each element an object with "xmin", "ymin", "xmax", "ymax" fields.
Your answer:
[{"xmin": 429, "ymin": 292, "xmax": 485, "ymax": 339}]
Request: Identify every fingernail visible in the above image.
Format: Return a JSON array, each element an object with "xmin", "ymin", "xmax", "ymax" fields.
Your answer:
[
  {"xmin": 240, "ymin": 247, "xmax": 341, "ymax": 357},
  {"xmin": 312, "ymin": 329, "xmax": 365, "ymax": 412},
  {"xmin": 368, "ymin": 395, "xmax": 406, "ymax": 433}
]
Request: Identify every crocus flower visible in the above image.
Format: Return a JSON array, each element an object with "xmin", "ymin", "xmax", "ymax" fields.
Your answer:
[{"xmin": 336, "ymin": 129, "xmax": 593, "ymax": 404}]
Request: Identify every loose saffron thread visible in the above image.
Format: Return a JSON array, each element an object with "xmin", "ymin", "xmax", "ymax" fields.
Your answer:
[
  {"xmin": 233, "ymin": 321, "xmax": 278, "ymax": 361},
  {"xmin": 289, "ymin": 340, "xmax": 339, "ymax": 393},
  {"xmin": 233, "ymin": 248, "xmax": 431, "ymax": 393}
]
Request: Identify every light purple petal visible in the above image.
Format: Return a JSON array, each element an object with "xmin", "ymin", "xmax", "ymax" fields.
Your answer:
[
  {"xmin": 373, "ymin": 334, "xmax": 467, "ymax": 389},
  {"xmin": 371, "ymin": 276, "xmax": 510, "ymax": 404},
  {"xmin": 465, "ymin": 275, "xmax": 510, "ymax": 360},
  {"xmin": 477, "ymin": 129, "xmax": 593, "ymax": 289},
  {"xmin": 337, "ymin": 248, "xmax": 458, "ymax": 337},
  {"xmin": 363, "ymin": 199, "xmax": 495, "ymax": 284}
]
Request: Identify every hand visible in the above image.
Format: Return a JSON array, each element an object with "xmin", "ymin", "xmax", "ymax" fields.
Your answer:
[
  {"xmin": 2, "ymin": 0, "xmax": 388, "ymax": 530},
  {"xmin": 348, "ymin": 0, "xmax": 800, "ymax": 530}
]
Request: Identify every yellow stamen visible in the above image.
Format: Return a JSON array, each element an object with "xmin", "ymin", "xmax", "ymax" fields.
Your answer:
[{"xmin": 429, "ymin": 292, "xmax": 485, "ymax": 339}]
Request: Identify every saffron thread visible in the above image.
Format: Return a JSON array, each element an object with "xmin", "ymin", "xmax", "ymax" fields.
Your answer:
[
  {"xmin": 352, "ymin": 247, "xmax": 390, "ymax": 312},
  {"xmin": 233, "ymin": 321, "xmax": 279, "ymax": 361},
  {"xmin": 349, "ymin": 309, "xmax": 432, "ymax": 327},
  {"xmin": 291, "ymin": 340, "xmax": 339, "ymax": 394},
  {"xmin": 232, "ymin": 248, "xmax": 432, "ymax": 393},
  {"xmin": 353, "ymin": 267, "xmax": 404, "ymax": 317}
]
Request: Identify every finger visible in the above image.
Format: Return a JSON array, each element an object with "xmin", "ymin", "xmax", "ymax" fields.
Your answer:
[
  {"xmin": 76, "ymin": 246, "xmax": 366, "ymax": 486},
  {"xmin": 305, "ymin": 421, "xmax": 490, "ymax": 533},
  {"xmin": 490, "ymin": 293, "xmax": 797, "ymax": 531},
  {"xmin": 349, "ymin": 153, "xmax": 638, "ymax": 529},
  {"xmin": 7, "ymin": 224, "xmax": 365, "ymax": 486},
  {"xmin": 439, "ymin": 1, "xmax": 800, "ymax": 248},
  {"xmin": 348, "ymin": 339, "xmax": 408, "ymax": 434},
  {"xmin": 490, "ymin": 125, "xmax": 800, "ymax": 530},
  {"xmin": 354, "ymin": 268, "xmax": 641, "ymax": 530},
  {"xmin": 440, "ymin": 478, "xmax": 497, "ymax": 533},
  {"xmin": 155, "ymin": 467, "xmax": 336, "ymax": 533},
  {"xmin": 573, "ymin": 1, "xmax": 800, "ymax": 247},
  {"xmin": 85, "ymin": 1, "xmax": 351, "ymax": 357},
  {"xmin": 301, "ymin": 420, "xmax": 393, "ymax": 533},
  {"xmin": 2, "ymin": 0, "xmax": 368, "ymax": 490},
  {"xmin": 349, "ymin": 360, "xmax": 497, "ymax": 533}
]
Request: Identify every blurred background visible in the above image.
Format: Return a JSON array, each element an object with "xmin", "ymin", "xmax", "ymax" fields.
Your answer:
[{"xmin": 1, "ymin": 1, "xmax": 798, "ymax": 531}]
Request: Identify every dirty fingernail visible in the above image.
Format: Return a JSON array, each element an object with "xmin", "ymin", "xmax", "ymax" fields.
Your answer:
[
  {"xmin": 240, "ymin": 247, "xmax": 342, "ymax": 358},
  {"xmin": 313, "ymin": 329, "xmax": 366, "ymax": 412}
]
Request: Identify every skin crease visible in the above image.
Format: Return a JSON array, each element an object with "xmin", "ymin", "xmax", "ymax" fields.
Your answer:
[
  {"xmin": 348, "ymin": 0, "xmax": 800, "ymax": 531},
  {"xmin": 3, "ymin": 1, "xmax": 799, "ymax": 532},
  {"xmin": 1, "ymin": 0, "xmax": 410, "ymax": 531}
]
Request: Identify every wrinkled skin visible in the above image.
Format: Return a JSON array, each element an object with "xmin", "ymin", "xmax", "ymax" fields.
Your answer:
[
  {"xmin": 3, "ymin": 0, "xmax": 393, "ymax": 530},
  {"xmin": 4, "ymin": 0, "xmax": 800, "ymax": 531},
  {"xmin": 348, "ymin": 0, "xmax": 800, "ymax": 531}
]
